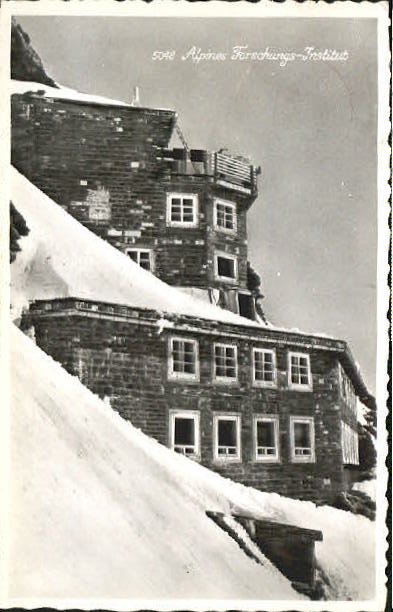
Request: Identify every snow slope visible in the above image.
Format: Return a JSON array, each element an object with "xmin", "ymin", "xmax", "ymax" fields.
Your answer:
[
  {"xmin": 353, "ymin": 479, "xmax": 377, "ymax": 502},
  {"xmin": 6, "ymin": 325, "xmax": 299, "ymax": 602},
  {"xmin": 10, "ymin": 166, "xmax": 264, "ymax": 329},
  {"xmin": 10, "ymin": 166, "xmax": 339, "ymax": 344},
  {"xmin": 5, "ymin": 325, "xmax": 376, "ymax": 605}
]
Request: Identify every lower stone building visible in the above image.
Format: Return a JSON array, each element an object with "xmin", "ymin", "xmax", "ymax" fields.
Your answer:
[{"xmin": 24, "ymin": 295, "xmax": 369, "ymax": 503}]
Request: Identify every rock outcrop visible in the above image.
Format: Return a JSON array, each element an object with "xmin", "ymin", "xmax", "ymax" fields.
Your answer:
[{"xmin": 11, "ymin": 18, "xmax": 57, "ymax": 87}]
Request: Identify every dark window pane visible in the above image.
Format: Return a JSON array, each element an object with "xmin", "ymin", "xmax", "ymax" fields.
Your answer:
[
  {"xmin": 184, "ymin": 361, "xmax": 195, "ymax": 374},
  {"xmin": 217, "ymin": 256, "xmax": 235, "ymax": 278},
  {"xmin": 175, "ymin": 418, "xmax": 195, "ymax": 445},
  {"xmin": 238, "ymin": 293, "xmax": 254, "ymax": 319},
  {"xmin": 128, "ymin": 251, "xmax": 138, "ymax": 262},
  {"xmin": 294, "ymin": 422, "xmax": 311, "ymax": 447},
  {"xmin": 217, "ymin": 208, "xmax": 225, "ymax": 225},
  {"xmin": 139, "ymin": 252, "xmax": 151, "ymax": 270},
  {"xmin": 257, "ymin": 421, "xmax": 275, "ymax": 447},
  {"xmin": 218, "ymin": 420, "xmax": 237, "ymax": 446},
  {"xmin": 172, "ymin": 340, "xmax": 196, "ymax": 374}
]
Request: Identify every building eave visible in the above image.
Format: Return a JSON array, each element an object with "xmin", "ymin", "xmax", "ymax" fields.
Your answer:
[
  {"xmin": 338, "ymin": 343, "xmax": 375, "ymax": 411},
  {"xmin": 25, "ymin": 295, "xmax": 360, "ymax": 356}
]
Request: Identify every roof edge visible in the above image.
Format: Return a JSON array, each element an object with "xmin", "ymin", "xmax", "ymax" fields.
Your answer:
[
  {"xmin": 339, "ymin": 342, "xmax": 375, "ymax": 410},
  {"xmin": 26, "ymin": 296, "xmax": 349, "ymax": 350}
]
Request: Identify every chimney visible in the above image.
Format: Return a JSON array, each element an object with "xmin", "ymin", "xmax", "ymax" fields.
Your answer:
[{"xmin": 131, "ymin": 86, "xmax": 140, "ymax": 107}]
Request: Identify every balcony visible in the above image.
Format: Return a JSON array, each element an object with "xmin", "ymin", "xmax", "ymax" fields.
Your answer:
[{"xmin": 163, "ymin": 148, "xmax": 260, "ymax": 197}]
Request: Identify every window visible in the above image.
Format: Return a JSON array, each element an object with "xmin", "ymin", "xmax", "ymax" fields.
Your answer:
[
  {"xmin": 341, "ymin": 420, "xmax": 359, "ymax": 465},
  {"xmin": 238, "ymin": 292, "xmax": 255, "ymax": 320},
  {"xmin": 254, "ymin": 416, "xmax": 279, "ymax": 462},
  {"xmin": 214, "ymin": 199, "xmax": 237, "ymax": 232},
  {"xmin": 126, "ymin": 248, "xmax": 153, "ymax": 271},
  {"xmin": 168, "ymin": 337, "xmax": 199, "ymax": 381},
  {"xmin": 213, "ymin": 414, "xmax": 241, "ymax": 461},
  {"xmin": 213, "ymin": 343, "xmax": 237, "ymax": 382},
  {"xmin": 169, "ymin": 410, "xmax": 200, "ymax": 458},
  {"xmin": 214, "ymin": 252, "xmax": 238, "ymax": 282},
  {"xmin": 288, "ymin": 352, "xmax": 312, "ymax": 390},
  {"xmin": 166, "ymin": 193, "xmax": 198, "ymax": 227},
  {"xmin": 289, "ymin": 416, "xmax": 315, "ymax": 462},
  {"xmin": 253, "ymin": 348, "xmax": 276, "ymax": 387}
]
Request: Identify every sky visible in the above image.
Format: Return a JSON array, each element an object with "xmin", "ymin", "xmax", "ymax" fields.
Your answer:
[{"xmin": 16, "ymin": 16, "xmax": 378, "ymax": 392}]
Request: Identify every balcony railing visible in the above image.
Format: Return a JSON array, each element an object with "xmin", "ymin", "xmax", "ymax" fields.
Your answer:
[{"xmin": 163, "ymin": 148, "xmax": 260, "ymax": 196}]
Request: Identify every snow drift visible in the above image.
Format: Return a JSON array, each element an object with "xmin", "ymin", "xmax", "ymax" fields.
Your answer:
[
  {"xmin": 10, "ymin": 166, "xmax": 264, "ymax": 330},
  {"xmin": 5, "ymin": 325, "xmax": 376, "ymax": 604},
  {"xmin": 6, "ymin": 325, "xmax": 299, "ymax": 602}
]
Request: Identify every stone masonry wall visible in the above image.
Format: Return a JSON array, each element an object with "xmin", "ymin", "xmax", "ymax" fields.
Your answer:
[
  {"xmin": 28, "ymin": 304, "xmax": 348, "ymax": 503},
  {"xmin": 12, "ymin": 94, "xmax": 252, "ymax": 291}
]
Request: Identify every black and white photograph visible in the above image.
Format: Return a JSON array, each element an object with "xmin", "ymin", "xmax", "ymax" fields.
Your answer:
[{"xmin": 0, "ymin": 1, "xmax": 390, "ymax": 610}]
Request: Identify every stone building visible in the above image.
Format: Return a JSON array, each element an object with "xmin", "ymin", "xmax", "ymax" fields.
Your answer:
[{"xmin": 11, "ymin": 81, "xmax": 373, "ymax": 503}]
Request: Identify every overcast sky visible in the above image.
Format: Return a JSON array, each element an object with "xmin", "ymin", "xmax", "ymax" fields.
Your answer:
[{"xmin": 16, "ymin": 16, "xmax": 378, "ymax": 392}]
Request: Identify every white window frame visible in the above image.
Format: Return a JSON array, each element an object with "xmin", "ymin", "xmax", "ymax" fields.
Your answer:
[
  {"xmin": 213, "ymin": 414, "xmax": 241, "ymax": 462},
  {"xmin": 214, "ymin": 251, "xmax": 238, "ymax": 283},
  {"xmin": 168, "ymin": 337, "xmax": 199, "ymax": 382},
  {"xmin": 169, "ymin": 410, "xmax": 200, "ymax": 459},
  {"xmin": 252, "ymin": 348, "xmax": 277, "ymax": 387},
  {"xmin": 288, "ymin": 351, "xmax": 312, "ymax": 391},
  {"xmin": 166, "ymin": 192, "xmax": 198, "ymax": 227},
  {"xmin": 213, "ymin": 198, "xmax": 237, "ymax": 233},
  {"xmin": 289, "ymin": 416, "xmax": 316, "ymax": 463},
  {"xmin": 253, "ymin": 415, "xmax": 280, "ymax": 462},
  {"xmin": 125, "ymin": 248, "xmax": 154, "ymax": 272},
  {"xmin": 213, "ymin": 342, "xmax": 238, "ymax": 383}
]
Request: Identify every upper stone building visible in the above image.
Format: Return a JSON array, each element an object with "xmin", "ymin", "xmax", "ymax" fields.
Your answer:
[
  {"xmin": 11, "ymin": 77, "xmax": 374, "ymax": 505},
  {"xmin": 11, "ymin": 81, "xmax": 263, "ymax": 321}
]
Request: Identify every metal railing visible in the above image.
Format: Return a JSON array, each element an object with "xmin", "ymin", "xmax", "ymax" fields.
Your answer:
[{"xmin": 165, "ymin": 148, "xmax": 259, "ymax": 195}]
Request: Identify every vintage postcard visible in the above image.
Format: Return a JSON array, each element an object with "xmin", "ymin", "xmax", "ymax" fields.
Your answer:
[{"xmin": 0, "ymin": 1, "xmax": 390, "ymax": 610}]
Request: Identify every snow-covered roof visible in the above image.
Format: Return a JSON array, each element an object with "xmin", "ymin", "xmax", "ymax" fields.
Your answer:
[
  {"xmin": 11, "ymin": 79, "xmax": 173, "ymax": 111},
  {"xmin": 5, "ymin": 323, "xmax": 376, "ymax": 602}
]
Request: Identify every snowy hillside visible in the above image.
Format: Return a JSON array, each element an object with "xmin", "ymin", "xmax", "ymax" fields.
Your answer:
[
  {"xmin": 4, "ymin": 325, "xmax": 376, "ymax": 604},
  {"xmin": 6, "ymin": 325, "xmax": 300, "ymax": 602}
]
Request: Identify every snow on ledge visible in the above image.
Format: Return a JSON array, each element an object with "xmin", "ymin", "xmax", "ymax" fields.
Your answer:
[{"xmin": 11, "ymin": 79, "xmax": 173, "ymax": 111}]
